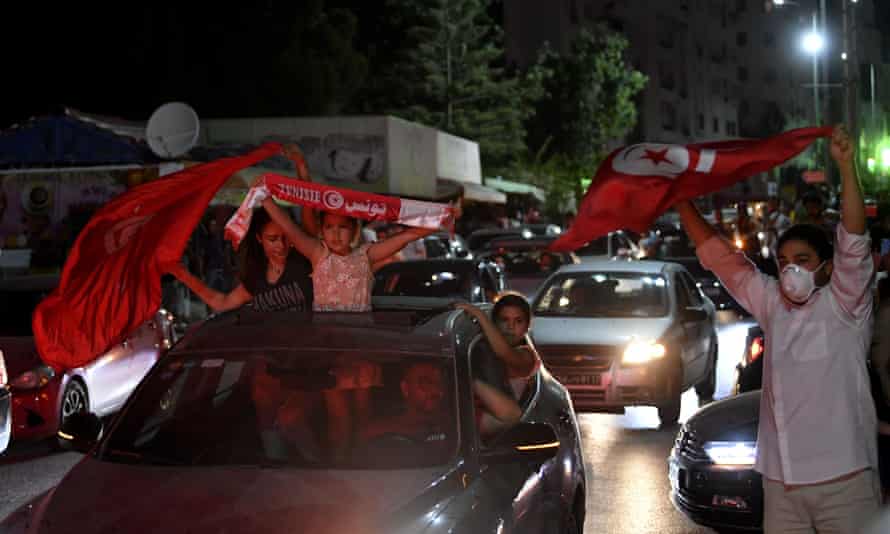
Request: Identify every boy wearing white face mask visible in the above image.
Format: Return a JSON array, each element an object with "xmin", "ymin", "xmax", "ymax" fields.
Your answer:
[{"xmin": 675, "ymin": 125, "xmax": 882, "ymax": 533}]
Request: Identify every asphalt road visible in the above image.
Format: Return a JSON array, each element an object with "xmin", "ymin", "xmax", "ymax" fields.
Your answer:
[{"xmin": 0, "ymin": 313, "xmax": 756, "ymax": 533}]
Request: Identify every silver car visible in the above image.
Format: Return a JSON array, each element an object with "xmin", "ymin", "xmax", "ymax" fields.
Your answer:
[{"xmin": 531, "ymin": 260, "xmax": 718, "ymax": 425}]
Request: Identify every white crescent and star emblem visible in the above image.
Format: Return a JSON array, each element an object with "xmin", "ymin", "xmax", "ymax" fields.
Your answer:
[
  {"xmin": 611, "ymin": 144, "xmax": 716, "ymax": 178},
  {"xmin": 322, "ymin": 190, "xmax": 345, "ymax": 210}
]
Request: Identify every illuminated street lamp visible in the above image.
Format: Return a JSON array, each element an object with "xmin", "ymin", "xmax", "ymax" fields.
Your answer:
[{"xmin": 802, "ymin": 31, "xmax": 825, "ymax": 55}]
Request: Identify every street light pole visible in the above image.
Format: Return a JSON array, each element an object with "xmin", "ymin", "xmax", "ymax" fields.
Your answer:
[{"xmin": 811, "ymin": 12, "xmax": 821, "ymax": 128}]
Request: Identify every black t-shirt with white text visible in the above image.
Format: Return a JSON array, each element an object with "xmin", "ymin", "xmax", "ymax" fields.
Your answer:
[{"xmin": 243, "ymin": 250, "xmax": 313, "ymax": 312}]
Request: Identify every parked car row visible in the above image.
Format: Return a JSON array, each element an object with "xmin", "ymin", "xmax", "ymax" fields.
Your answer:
[{"xmin": 0, "ymin": 274, "xmax": 176, "ymax": 455}]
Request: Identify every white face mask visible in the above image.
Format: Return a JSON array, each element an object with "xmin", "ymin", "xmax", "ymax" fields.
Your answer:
[{"xmin": 779, "ymin": 261, "xmax": 826, "ymax": 304}]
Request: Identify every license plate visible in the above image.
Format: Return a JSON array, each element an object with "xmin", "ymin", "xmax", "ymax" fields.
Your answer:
[
  {"xmin": 704, "ymin": 287, "xmax": 722, "ymax": 296},
  {"xmin": 556, "ymin": 374, "xmax": 601, "ymax": 386}
]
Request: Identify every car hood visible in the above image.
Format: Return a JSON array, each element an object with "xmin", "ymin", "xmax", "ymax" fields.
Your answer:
[
  {"xmin": 685, "ymin": 390, "xmax": 761, "ymax": 442},
  {"xmin": 28, "ymin": 456, "xmax": 462, "ymax": 534},
  {"xmin": 0, "ymin": 336, "xmax": 41, "ymax": 378},
  {"xmin": 531, "ymin": 316, "xmax": 673, "ymax": 346}
]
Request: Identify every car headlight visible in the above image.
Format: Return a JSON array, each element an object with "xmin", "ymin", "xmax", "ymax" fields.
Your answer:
[
  {"xmin": 703, "ymin": 441, "xmax": 757, "ymax": 466},
  {"xmin": 10, "ymin": 365, "xmax": 55, "ymax": 391},
  {"xmin": 622, "ymin": 340, "xmax": 666, "ymax": 364}
]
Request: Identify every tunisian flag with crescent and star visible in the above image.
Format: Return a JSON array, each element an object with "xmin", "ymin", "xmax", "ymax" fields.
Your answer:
[
  {"xmin": 549, "ymin": 126, "xmax": 833, "ymax": 252},
  {"xmin": 32, "ymin": 143, "xmax": 283, "ymax": 371}
]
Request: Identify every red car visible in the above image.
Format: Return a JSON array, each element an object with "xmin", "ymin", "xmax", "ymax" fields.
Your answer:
[{"xmin": 0, "ymin": 274, "xmax": 175, "ymax": 442}]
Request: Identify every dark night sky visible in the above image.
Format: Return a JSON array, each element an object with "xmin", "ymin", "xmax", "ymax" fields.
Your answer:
[{"xmin": 1, "ymin": 1, "xmax": 885, "ymax": 130}]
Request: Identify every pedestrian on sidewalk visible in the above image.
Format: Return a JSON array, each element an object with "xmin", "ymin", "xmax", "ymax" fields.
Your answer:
[{"xmin": 674, "ymin": 125, "xmax": 882, "ymax": 533}]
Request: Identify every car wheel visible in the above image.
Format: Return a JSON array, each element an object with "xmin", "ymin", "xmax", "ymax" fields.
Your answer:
[
  {"xmin": 694, "ymin": 342, "xmax": 717, "ymax": 400},
  {"xmin": 60, "ymin": 380, "xmax": 89, "ymax": 426},
  {"xmin": 658, "ymin": 365, "xmax": 682, "ymax": 427}
]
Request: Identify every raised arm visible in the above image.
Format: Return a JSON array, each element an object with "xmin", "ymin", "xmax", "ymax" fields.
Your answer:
[
  {"xmin": 455, "ymin": 303, "xmax": 538, "ymax": 377},
  {"xmin": 367, "ymin": 226, "xmax": 436, "ymax": 263},
  {"xmin": 474, "ymin": 379, "xmax": 522, "ymax": 436},
  {"xmin": 833, "ymin": 125, "xmax": 865, "ymax": 235},
  {"xmin": 261, "ymin": 197, "xmax": 325, "ymax": 264},
  {"xmin": 167, "ymin": 263, "xmax": 252, "ymax": 312},
  {"xmin": 674, "ymin": 200, "xmax": 775, "ymax": 322},
  {"xmin": 674, "ymin": 201, "xmax": 718, "ymax": 247},
  {"xmin": 829, "ymin": 125, "xmax": 874, "ymax": 318}
]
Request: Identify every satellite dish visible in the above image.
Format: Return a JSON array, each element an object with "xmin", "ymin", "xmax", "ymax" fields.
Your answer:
[{"xmin": 146, "ymin": 102, "xmax": 200, "ymax": 159}]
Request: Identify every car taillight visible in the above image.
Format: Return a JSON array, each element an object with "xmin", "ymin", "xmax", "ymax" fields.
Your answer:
[
  {"xmin": 749, "ymin": 336, "xmax": 764, "ymax": 363},
  {"xmin": 10, "ymin": 365, "xmax": 55, "ymax": 391}
]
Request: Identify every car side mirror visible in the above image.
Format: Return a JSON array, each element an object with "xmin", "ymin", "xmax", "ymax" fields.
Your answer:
[
  {"xmin": 684, "ymin": 307, "xmax": 708, "ymax": 322},
  {"xmin": 57, "ymin": 412, "xmax": 103, "ymax": 453},
  {"xmin": 481, "ymin": 422, "xmax": 560, "ymax": 465}
]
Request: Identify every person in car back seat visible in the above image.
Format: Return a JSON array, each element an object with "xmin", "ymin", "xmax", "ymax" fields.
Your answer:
[{"xmin": 457, "ymin": 293, "xmax": 541, "ymax": 400}]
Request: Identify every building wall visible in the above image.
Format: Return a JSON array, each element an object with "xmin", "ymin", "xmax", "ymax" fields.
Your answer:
[{"xmin": 504, "ymin": 0, "xmax": 887, "ymax": 199}]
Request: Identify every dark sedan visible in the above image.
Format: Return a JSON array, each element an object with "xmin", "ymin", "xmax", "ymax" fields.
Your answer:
[
  {"xmin": 2, "ymin": 307, "xmax": 587, "ymax": 533},
  {"xmin": 668, "ymin": 391, "xmax": 762, "ymax": 532},
  {"xmin": 373, "ymin": 259, "xmax": 506, "ymax": 303},
  {"xmin": 476, "ymin": 237, "xmax": 579, "ymax": 299}
]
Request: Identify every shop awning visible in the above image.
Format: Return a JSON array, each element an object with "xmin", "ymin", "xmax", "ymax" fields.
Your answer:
[
  {"xmin": 436, "ymin": 178, "xmax": 506, "ymax": 204},
  {"xmin": 485, "ymin": 177, "xmax": 546, "ymax": 202}
]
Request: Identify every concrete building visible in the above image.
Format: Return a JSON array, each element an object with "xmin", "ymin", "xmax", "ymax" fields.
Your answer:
[{"xmin": 504, "ymin": 0, "xmax": 887, "ymax": 199}]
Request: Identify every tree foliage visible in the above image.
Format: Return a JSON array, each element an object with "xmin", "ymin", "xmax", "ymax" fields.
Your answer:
[
  {"xmin": 357, "ymin": 0, "xmax": 550, "ymax": 171},
  {"xmin": 521, "ymin": 25, "xmax": 647, "ymax": 215}
]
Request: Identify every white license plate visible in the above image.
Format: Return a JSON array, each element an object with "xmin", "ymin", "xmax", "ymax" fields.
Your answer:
[{"xmin": 556, "ymin": 374, "xmax": 601, "ymax": 386}]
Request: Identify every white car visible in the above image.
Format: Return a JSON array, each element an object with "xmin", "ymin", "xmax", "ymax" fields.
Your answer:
[{"xmin": 530, "ymin": 260, "xmax": 719, "ymax": 425}]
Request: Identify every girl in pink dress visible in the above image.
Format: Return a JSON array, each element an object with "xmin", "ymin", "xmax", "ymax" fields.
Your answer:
[{"xmin": 260, "ymin": 196, "xmax": 438, "ymax": 460}]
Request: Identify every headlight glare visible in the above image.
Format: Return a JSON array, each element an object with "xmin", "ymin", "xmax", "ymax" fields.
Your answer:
[
  {"xmin": 11, "ymin": 365, "xmax": 55, "ymax": 391},
  {"xmin": 622, "ymin": 340, "xmax": 666, "ymax": 364},
  {"xmin": 703, "ymin": 441, "xmax": 757, "ymax": 466}
]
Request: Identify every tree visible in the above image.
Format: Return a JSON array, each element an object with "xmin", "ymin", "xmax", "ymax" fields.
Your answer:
[
  {"xmin": 522, "ymin": 25, "xmax": 647, "ymax": 215},
  {"xmin": 357, "ymin": 0, "xmax": 550, "ymax": 171}
]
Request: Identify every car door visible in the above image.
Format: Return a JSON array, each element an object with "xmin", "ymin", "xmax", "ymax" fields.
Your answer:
[
  {"xmin": 465, "ymin": 337, "xmax": 571, "ymax": 533},
  {"xmin": 676, "ymin": 273, "xmax": 709, "ymax": 382},
  {"xmin": 83, "ymin": 339, "xmax": 139, "ymax": 415}
]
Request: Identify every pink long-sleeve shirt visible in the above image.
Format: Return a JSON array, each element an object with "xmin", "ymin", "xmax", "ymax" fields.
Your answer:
[{"xmin": 697, "ymin": 223, "xmax": 877, "ymax": 485}]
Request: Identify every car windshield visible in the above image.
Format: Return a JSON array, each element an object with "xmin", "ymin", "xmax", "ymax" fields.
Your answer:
[
  {"xmin": 373, "ymin": 266, "xmax": 471, "ymax": 300},
  {"xmin": 101, "ymin": 350, "xmax": 458, "ymax": 469},
  {"xmin": 534, "ymin": 272, "xmax": 669, "ymax": 318}
]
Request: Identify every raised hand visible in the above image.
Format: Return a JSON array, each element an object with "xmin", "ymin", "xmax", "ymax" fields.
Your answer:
[{"xmin": 830, "ymin": 124, "xmax": 854, "ymax": 166}]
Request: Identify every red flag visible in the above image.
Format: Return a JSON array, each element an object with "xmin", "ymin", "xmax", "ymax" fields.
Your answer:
[
  {"xmin": 550, "ymin": 127, "xmax": 833, "ymax": 252},
  {"xmin": 225, "ymin": 174, "xmax": 454, "ymax": 248},
  {"xmin": 32, "ymin": 143, "xmax": 282, "ymax": 371}
]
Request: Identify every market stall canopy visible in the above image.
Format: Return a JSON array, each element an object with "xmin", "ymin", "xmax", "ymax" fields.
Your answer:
[
  {"xmin": 485, "ymin": 177, "xmax": 546, "ymax": 203},
  {"xmin": 436, "ymin": 178, "xmax": 506, "ymax": 204},
  {"xmin": 0, "ymin": 114, "xmax": 160, "ymax": 170}
]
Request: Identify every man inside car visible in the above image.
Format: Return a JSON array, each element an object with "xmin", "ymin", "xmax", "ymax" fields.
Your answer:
[{"xmin": 361, "ymin": 362, "xmax": 448, "ymax": 444}]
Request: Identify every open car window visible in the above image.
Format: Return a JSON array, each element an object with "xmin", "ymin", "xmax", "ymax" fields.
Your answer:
[
  {"xmin": 534, "ymin": 272, "xmax": 669, "ymax": 318},
  {"xmin": 102, "ymin": 350, "xmax": 458, "ymax": 469}
]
